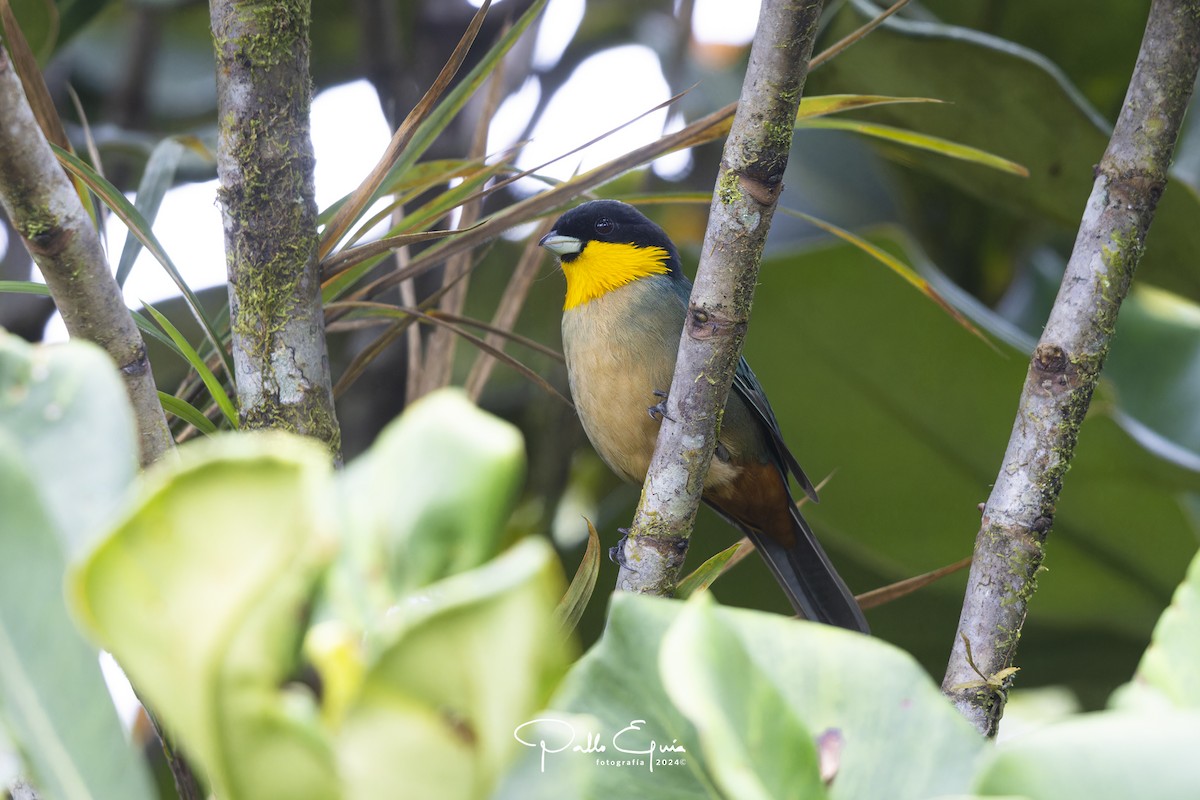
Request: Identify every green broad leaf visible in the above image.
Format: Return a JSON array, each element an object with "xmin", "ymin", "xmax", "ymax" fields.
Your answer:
[
  {"xmin": 338, "ymin": 538, "xmax": 571, "ymax": 800},
  {"xmin": 6, "ymin": 0, "xmax": 108, "ymax": 58},
  {"xmin": 1105, "ymin": 285, "xmax": 1200, "ymax": 461},
  {"xmin": 660, "ymin": 595, "xmax": 825, "ymax": 800},
  {"xmin": 143, "ymin": 301, "xmax": 238, "ymax": 428},
  {"xmin": 1111, "ymin": 548, "xmax": 1200, "ymax": 711},
  {"xmin": 0, "ymin": 331, "xmax": 137, "ymax": 556},
  {"xmin": 0, "ymin": 444, "xmax": 155, "ymax": 800},
  {"xmin": 779, "ymin": 207, "xmax": 988, "ymax": 343},
  {"xmin": 496, "ymin": 593, "xmax": 711, "ymax": 800},
  {"xmin": 673, "ymin": 232, "xmax": 1200, "ymax": 700},
  {"xmin": 70, "ymin": 433, "xmax": 340, "ymax": 800},
  {"xmin": 693, "ymin": 600, "xmax": 985, "ymax": 799},
  {"xmin": 0, "ymin": 334, "xmax": 153, "ymax": 800},
  {"xmin": 500, "ymin": 593, "xmax": 985, "ymax": 799},
  {"xmin": 331, "ymin": 388, "xmax": 525, "ymax": 628},
  {"xmin": 807, "ymin": 2, "xmax": 1200, "ymax": 301},
  {"xmin": 975, "ymin": 710, "xmax": 1200, "ymax": 799}
]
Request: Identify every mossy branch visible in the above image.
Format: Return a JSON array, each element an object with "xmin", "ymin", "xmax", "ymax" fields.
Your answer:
[
  {"xmin": 0, "ymin": 42, "xmax": 172, "ymax": 467},
  {"xmin": 209, "ymin": 0, "xmax": 341, "ymax": 457},
  {"xmin": 616, "ymin": 0, "xmax": 825, "ymax": 597},
  {"xmin": 940, "ymin": 0, "xmax": 1200, "ymax": 737}
]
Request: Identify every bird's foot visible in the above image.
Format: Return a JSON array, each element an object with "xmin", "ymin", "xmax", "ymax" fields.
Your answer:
[
  {"xmin": 647, "ymin": 389, "xmax": 673, "ymax": 422},
  {"xmin": 609, "ymin": 528, "xmax": 635, "ymax": 571}
]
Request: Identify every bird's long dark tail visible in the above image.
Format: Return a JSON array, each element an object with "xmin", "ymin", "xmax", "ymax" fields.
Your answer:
[{"xmin": 743, "ymin": 505, "xmax": 869, "ymax": 633}]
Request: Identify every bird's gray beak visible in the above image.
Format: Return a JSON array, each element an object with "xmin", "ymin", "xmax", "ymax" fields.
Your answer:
[{"xmin": 539, "ymin": 232, "xmax": 582, "ymax": 257}]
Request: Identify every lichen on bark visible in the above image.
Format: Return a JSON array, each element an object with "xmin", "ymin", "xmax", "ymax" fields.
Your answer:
[{"xmin": 209, "ymin": 0, "xmax": 341, "ymax": 458}]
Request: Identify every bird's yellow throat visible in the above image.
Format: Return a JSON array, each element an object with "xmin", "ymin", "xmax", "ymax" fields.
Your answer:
[{"xmin": 560, "ymin": 241, "xmax": 671, "ymax": 311}]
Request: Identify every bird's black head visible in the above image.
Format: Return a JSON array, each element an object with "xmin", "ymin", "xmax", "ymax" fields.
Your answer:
[{"xmin": 540, "ymin": 200, "xmax": 683, "ymax": 275}]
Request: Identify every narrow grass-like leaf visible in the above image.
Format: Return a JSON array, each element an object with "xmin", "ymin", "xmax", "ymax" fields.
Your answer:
[
  {"xmin": 465, "ymin": 217, "xmax": 555, "ymax": 400},
  {"xmin": 332, "ymin": 317, "xmax": 414, "ymax": 397},
  {"xmin": 65, "ymin": 84, "xmax": 106, "ymax": 231},
  {"xmin": 116, "ymin": 137, "xmax": 210, "ymax": 286},
  {"xmin": 854, "ymin": 555, "xmax": 972, "ymax": 610},
  {"xmin": 322, "ymin": 251, "xmax": 392, "ymax": 305},
  {"xmin": 329, "ymin": 302, "xmax": 572, "ymax": 407},
  {"xmin": 809, "ymin": 0, "xmax": 911, "ymax": 69},
  {"xmin": 0, "ymin": 0, "xmax": 95, "ymax": 216},
  {"xmin": 157, "ymin": 391, "xmax": 218, "ymax": 436},
  {"xmin": 323, "ymin": 227, "xmax": 472, "ymax": 282},
  {"xmin": 796, "ymin": 93, "xmax": 941, "ymax": 119},
  {"xmin": 129, "ymin": 308, "xmax": 185, "ymax": 356},
  {"xmin": 676, "ymin": 540, "xmax": 749, "ymax": 599},
  {"xmin": 555, "ymin": 519, "xmax": 600, "ymax": 635},
  {"xmin": 697, "ymin": 92, "xmax": 940, "ymax": 145},
  {"xmin": 797, "ymin": 117, "xmax": 1030, "ymax": 176},
  {"xmin": 0, "ymin": 0, "xmax": 68, "ymax": 151},
  {"xmin": 781, "ymin": 208, "xmax": 995, "ymax": 347},
  {"xmin": 318, "ymin": 0, "xmax": 497, "ymax": 258},
  {"xmin": 317, "ymin": 159, "xmax": 484, "ymax": 228},
  {"xmin": 0, "ymin": 280, "xmax": 50, "ymax": 296},
  {"xmin": 53, "ymin": 145, "xmax": 235, "ymax": 383},
  {"xmin": 338, "ymin": 161, "xmax": 504, "ymax": 252},
  {"xmin": 143, "ymin": 302, "xmax": 238, "ymax": 429},
  {"xmin": 329, "ymin": 307, "xmax": 564, "ymax": 363},
  {"xmin": 385, "ymin": 0, "xmax": 548, "ymax": 188}
]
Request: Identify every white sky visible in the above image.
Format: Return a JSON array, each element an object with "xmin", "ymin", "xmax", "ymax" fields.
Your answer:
[{"xmin": 30, "ymin": 0, "xmax": 759, "ymax": 340}]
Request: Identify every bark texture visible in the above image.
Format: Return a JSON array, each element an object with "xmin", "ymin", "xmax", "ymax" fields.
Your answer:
[
  {"xmin": 210, "ymin": 0, "xmax": 341, "ymax": 456},
  {"xmin": 941, "ymin": 0, "xmax": 1200, "ymax": 736},
  {"xmin": 0, "ymin": 43, "xmax": 172, "ymax": 466},
  {"xmin": 617, "ymin": 0, "xmax": 825, "ymax": 597}
]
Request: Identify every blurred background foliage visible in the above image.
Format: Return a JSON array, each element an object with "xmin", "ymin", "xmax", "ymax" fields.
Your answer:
[{"xmin": 1, "ymin": 0, "xmax": 1197, "ymax": 710}]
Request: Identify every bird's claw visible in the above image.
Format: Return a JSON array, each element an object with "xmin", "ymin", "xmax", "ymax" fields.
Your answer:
[
  {"xmin": 647, "ymin": 389, "xmax": 673, "ymax": 422},
  {"xmin": 609, "ymin": 528, "xmax": 635, "ymax": 571}
]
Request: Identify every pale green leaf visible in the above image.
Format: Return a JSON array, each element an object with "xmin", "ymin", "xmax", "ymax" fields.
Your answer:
[
  {"xmin": 340, "ymin": 538, "xmax": 571, "ymax": 800},
  {"xmin": 71, "ymin": 433, "xmax": 340, "ymax": 800},
  {"xmin": 331, "ymin": 388, "xmax": 525, "ymax": 629},
  {"xmin": 976, "ymin": 711, "xmax": 1200, "ymax": 799},
  {"xmin": 0, "ymin": 333, "xmax": 153, "ymax": 800},
  {"xmin": 660, "ymin": 595, "xmax": 824, "ymax": 800}
]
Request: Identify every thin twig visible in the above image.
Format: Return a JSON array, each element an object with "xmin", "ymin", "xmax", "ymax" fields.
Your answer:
[{"xmin": 0, "ymin": 41, "xmax": 173, "ymax": 466}]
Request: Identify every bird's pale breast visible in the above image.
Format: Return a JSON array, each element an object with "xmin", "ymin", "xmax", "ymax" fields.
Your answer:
[{"xmin": 561, "ymin": 277, "xmax": 740, "ymax": 488}]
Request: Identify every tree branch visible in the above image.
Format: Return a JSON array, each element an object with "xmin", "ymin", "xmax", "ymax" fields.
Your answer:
[
  {"xmin": 940, "ymin": 0, "xmax": 1200, "ymax": 737},
  {"xmin": 210, "ymin": 0, "xmax": 341, "ymax": 457},
  {"xmin": 0, "ymin": 42, "xmax": 173, "ymax": 466},
  {"xmin": 616, "ymin": 0, "xmax": 825, "ymax": 596}
]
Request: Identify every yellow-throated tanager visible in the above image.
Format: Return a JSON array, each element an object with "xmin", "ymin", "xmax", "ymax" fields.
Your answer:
[{"xmin": 540, "ymin": 199, "xmax": 868, "ymax": 633}]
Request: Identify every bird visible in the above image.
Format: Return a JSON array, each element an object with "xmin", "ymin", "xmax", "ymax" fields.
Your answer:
[{"xmin": 539, "ymin": 199, "xmax": 868, "ymax": 633}]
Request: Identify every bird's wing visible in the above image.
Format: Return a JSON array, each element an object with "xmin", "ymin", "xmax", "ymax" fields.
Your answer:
[{"xmin": 730, "ymin": 357, "xmax": 819, "ymax": 502}]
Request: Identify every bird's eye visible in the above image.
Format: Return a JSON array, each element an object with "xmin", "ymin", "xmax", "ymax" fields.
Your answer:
[{"xmin": 594, "ymin": 217, "xmax": 615, "ymax": 236}]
